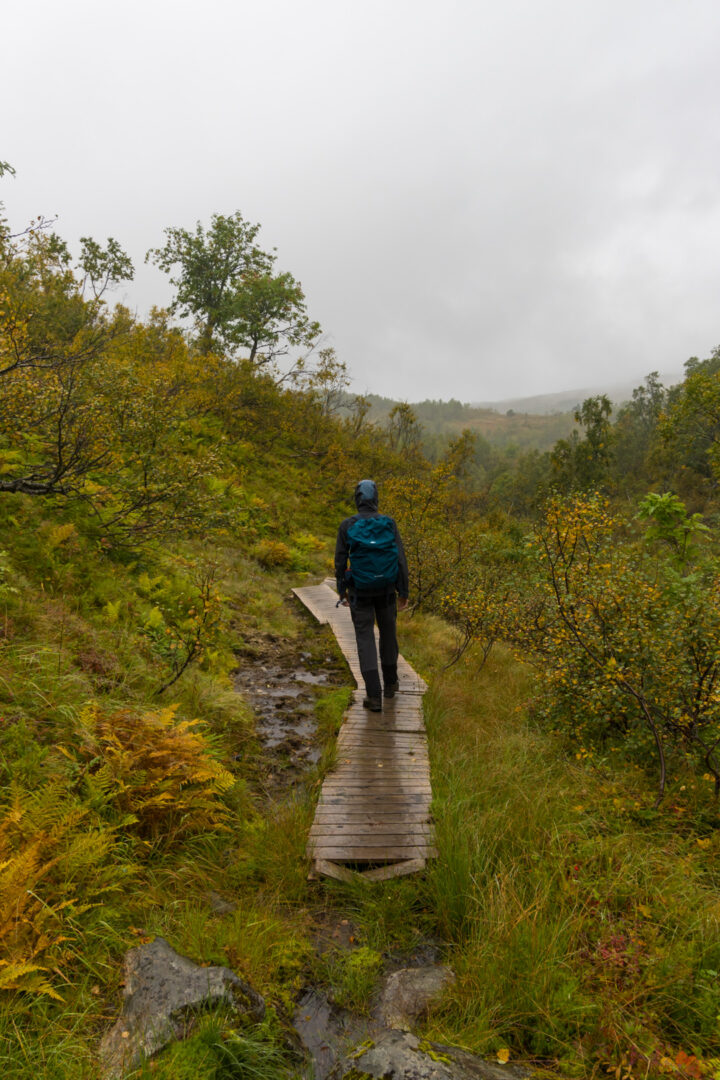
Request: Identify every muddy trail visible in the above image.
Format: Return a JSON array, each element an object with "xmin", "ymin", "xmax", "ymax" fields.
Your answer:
[{"xmin": 233, "ymin": 628, "xmax": 350, "ymax": 796}]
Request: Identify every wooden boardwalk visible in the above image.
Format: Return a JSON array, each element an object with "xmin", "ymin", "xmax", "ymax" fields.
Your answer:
[{"xmin": 293, "ymin": 581, "xmax": 436, "ymax": 882}]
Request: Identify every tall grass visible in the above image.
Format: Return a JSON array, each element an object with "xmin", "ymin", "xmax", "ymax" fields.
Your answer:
[{"xmin": 396, "ymin": 619, "xmax": 720, "ymax": 1073}]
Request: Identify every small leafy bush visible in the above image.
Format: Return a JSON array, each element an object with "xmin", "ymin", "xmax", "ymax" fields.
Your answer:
[{"xmin": 252, "ymin": 539, "xmax": 292, "ymax": 568}]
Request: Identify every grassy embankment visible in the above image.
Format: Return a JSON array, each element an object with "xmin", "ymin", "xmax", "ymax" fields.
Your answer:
[
  {"xmin": 0, "ymin": 437, "xmax": 347, "ymax": 1077},
  {"xmin": 1, "ymin": 476, "xmax": 718, "ymax": 1079},
  {"xmin": 400, "ymin": 621, "xmax": 720, "ymax": 1077}
]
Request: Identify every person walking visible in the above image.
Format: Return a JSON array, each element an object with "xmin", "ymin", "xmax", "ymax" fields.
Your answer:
[{"xmin": 335, "ymin": 479, "xmax": 409, "ymax": 711}]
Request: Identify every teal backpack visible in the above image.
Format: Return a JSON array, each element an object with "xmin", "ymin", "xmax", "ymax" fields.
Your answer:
[{"xmin": 347, "ymin": 515, "xmax": 399, "ymax": 592}]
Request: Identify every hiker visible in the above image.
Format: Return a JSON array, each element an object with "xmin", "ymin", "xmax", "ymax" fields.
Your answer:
[{"xmin": 335, "ymin": 479, "xmax": 409, "ymax": 711}]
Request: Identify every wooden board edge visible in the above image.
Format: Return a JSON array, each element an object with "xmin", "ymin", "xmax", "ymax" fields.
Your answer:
[
  {"xmin": 291, "ymin": 587, "xmax": 331, "ymax": 624},
  {"xmin": 360, "ymin": 858, "xmax": 427, "ymax": 882},
  {"xmin": 311, "ymin": 858, "xmax": 361, "ymax": 884}
]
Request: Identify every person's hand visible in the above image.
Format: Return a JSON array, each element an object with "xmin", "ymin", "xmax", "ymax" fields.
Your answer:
[
  {"xmin": 341, "ymin": 597, "xmax": 349, "ymax": 607},
  {"xmin": 398, "ymin": 596, "xmax": 409, "ymax": 611}
]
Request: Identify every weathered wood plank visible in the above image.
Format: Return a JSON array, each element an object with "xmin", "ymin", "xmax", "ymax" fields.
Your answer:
[
  {"xmin": 333, "ymin": 765, "xmax": 430, "ymax": 775},
  {"xmin": 311, "ymin": 859, "xmax": 358, "ymax": 883},
  {"xmin": 320, "ymin": 785, "xmax": 432, "ymax": 796},
  {"xmin": 334, "ymin": 787, "xmax": 429, "ymax": 794},
  {"xmin": 310, "ymin": 845, "xmax": 438, "ymax": 861},
  {"xmin": 312, "ymin": 813, "xmax": 433, "ymax": 824},
  {"xmin": 318, "ymin": 793, "xmax": 430, "ymax": 805},
  {"xmin": 310, "ymin": 828, "xmax": 434, "ymax": 841},
  {"xmin": 333, "ymin": 753, "xmax": 428, "ymax": 764},
  {"xmin": 313, "ymin": 812, "xmax": 431, "ymax": 820},
  {"xmin": 360, "ymin": 859, "xmax": 427, "ymax": 882}
]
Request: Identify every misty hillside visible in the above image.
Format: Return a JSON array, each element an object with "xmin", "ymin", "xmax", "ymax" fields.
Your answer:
[
  {"xmin": 358, "ymin": 371, "xmax": 685, "ymax": 454},
  {"xmin": 472, "ymin": 371, "xmax": 684, "ymax": 415}
]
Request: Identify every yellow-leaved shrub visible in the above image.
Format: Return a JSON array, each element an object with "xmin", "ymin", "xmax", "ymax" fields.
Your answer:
[{"xmin": 253, "ymin": 539, "xmax": 292, "ymax": 568}]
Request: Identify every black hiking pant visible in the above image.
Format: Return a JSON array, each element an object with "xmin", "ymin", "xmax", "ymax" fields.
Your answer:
[{"xmin": 349, "ymin": 590, "xmax": 399, "ymax": 699}]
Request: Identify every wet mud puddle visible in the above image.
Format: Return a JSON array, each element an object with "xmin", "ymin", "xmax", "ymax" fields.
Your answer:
[{"xmin": 234, "ymin": 648, "xmax": 346, "ymax": 792}]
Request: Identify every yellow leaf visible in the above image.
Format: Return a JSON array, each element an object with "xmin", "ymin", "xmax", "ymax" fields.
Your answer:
[{"xmin": 496, "ymin": 1048, "xmax": 510, "ymax": 1064}]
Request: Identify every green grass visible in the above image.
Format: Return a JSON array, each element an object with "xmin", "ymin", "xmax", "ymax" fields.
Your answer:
[
  {"xmin": 395, "ymin": 620, "xmax": 720, "ymax": 1074},
  {"xmin": 0, "ymin": 474, "xmax": 336, "ymax": 1077},
  {"xmin": 319, "ymin": 946, "xmax": 383, "ymax": 1013}
]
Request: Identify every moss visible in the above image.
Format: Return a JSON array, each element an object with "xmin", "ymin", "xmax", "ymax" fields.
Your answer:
[
  {"xmin": 419, "ymin": 1038, "xmax": 452, "ymax": 1064},
  {"xmin": 347, "ymin": 1038, "xmax": 376, "ymax": 1060}
]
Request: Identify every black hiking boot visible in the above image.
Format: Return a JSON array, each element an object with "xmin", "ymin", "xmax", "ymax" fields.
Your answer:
[
  {"xmin": 384, "ymin": 680, "xmax": 400, "ymax": 699},
  {"xmin": 361, "ymin": 669, "xmax": 382, "ymax": 710}
]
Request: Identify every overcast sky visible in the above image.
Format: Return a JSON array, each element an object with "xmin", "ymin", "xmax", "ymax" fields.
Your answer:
[{"xmin": 3, "ymin": 0, "xmax": 720, "ymax": 402}]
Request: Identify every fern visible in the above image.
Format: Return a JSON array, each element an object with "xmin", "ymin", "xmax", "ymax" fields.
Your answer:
[
  {"xmin": 0, "ymin": 961, "xmax": 64, "ymax": 1000},
  {"xmin": 0, "ymin": 783, "xmax": 132, "ymax": 998},
  {"xmin": 45, "ymin": 523, "xmax": 77, "ymax": 550},
  {"xmin": 71, "ymin": 702, "xmax": 236, "ymax": 844}
]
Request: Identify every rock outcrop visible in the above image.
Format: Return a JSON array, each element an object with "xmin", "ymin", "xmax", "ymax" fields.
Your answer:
[
  {"xmin": 376, "ymin": 964, "xmax": 455, "ymax": 1030},
  {"xmin": 331, "ymin": 1029, "xmax": 531, "ymax": 1080},
  {"xmin": 99, "ymin": 936, "xmax": 264, "ymax": 1078}
]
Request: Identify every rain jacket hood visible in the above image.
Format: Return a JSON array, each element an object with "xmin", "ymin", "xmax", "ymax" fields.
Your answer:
[{"xmin": 354, "ymin": 479, "xmax": 379, "ymax": 510}]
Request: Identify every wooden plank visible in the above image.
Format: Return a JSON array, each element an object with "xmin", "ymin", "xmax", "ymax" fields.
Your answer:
[
  {"xmin": 329, "ymin": 762, "xmax": 430, "ymax": 773},
  {"xmin": 332, "ymin": 764, "xmax": 429, "ymax": 774},
  {"xmin": 323, "ymin": 778, "xmax": 430, "ymax": 788},
  {"xmin": 334, "ymin": 747, "xmax": 423, "ymax": 755},
  {"xmin": 341, "ymin": 723, "xmax": 426, "ymax": 734},
  {"xmin": 336, "ymin": 750, "xmax": 426, "ymax": 760},
  {"xmin": 335, "ymin": 743, "xmax": 425, "ymax": 754},
  {"xmin": 312, "ymin": 826, "xmax": 431, "ymax": 838},
  {"xmin": 335, "ymin": 736, "xmax": 425, "ymax": 746},
  {"xmin": 332, "ymin": 767, "xmax": 431, "ymax": 775},
  {"xmin": 344, "ymin": 718, "xmax": 425, "ymax": 727},
  {"xmin": 323, "ymin": 787, "xmax": 431, "ymax": 795},
  {"xmin": 317, "ymin": 792, "xmax": 430, "ymax": 801},
  {"xmin": 310, "ymin": 812, "xmax": 431, "ymax": 820},
  {"xmin": 317, "ymin": 786, "xmax": 431, "ymax": 794},
  {"xmin": 336, "ymin": 732, "xmax": 423, "ymax": 742},
  {"xmin": 312, "ymin": 858, "xmax": 359, "ymax": 883},
  {"xmin": 310, "ymin": 820, "xmax": 434, "ymax": 834},
  {"xmin": 311, "ymin": 830, "xmax": 434, "ymax": 843},
  {"xmin": 310, "ymin": 845, "xmax": 437, "ymax": 860},
  {"xmin": 291, "ymin": 586, "xmax": 332, "ymax": 626},
  {"xmin": 325, "ymin": 783, "xmax": 430, "ymax": 791},
  {"xmin": 318, "ymin": 789, "xmax": 430, "ymax": 798},
  {"xmin": 326, "ymin": 778, "xmax": 430, "ymax": 787},
  {"xmin": 344, "ymin": 707, "xmax": 424, "ymax": 716},
  {"xmin": 361, "ymin": 859, "xmax": 426, "ymax": 882},
  {"xmin": 310, "ymin": 841, "xmax": 436, "ymax": 856},
  {"xmin": 312, "ymin": 813, "xmax": 433, "ymax": 824},
  {"xmin": 311, "ymin": 841, "xmax": 435, "ymax": 854},
  {"xmin": 329, "ymin": 755, "xmax": 428, "ymax": 766}
]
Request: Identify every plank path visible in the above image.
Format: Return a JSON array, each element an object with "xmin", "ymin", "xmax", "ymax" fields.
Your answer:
[{"xmin": 293, "ymin": 581, "xmax": 436, "ymax": 883}]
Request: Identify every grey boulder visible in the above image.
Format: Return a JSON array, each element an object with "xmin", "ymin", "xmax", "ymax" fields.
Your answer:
[
  {"xmin": 99, "ymin": 936, "xmax": 264, "ymax": 1078},
  {"xmin": 376, "ymin": 965, "xmax": 455, "ymax": 1030},
  {"xmin": 331, "ymin": 1029, "xmax": 530, "ymax": 1080}
]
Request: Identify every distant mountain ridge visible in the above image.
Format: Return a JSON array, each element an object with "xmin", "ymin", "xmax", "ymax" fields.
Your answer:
[{"xmin": 473, "ymin": 372, "xmax": 684, "ymax": 416}]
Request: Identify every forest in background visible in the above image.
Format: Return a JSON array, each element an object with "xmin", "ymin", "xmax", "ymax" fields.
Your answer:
[
  {"xmin": 358, "ymin": 392, "xmax": 579, "ymax": 453},
  {"xmin": 1, "ymin": 166, "xmax": 720, "ymax": 1080}
]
